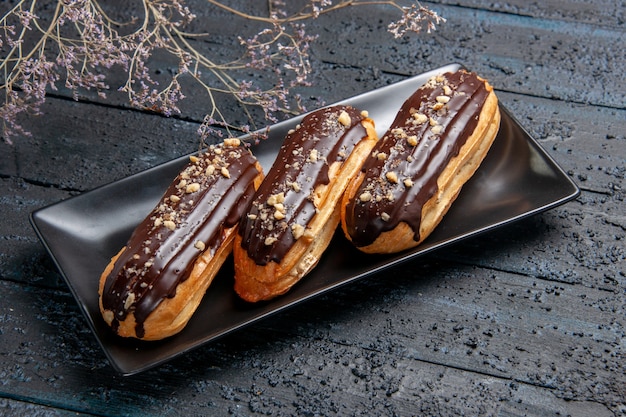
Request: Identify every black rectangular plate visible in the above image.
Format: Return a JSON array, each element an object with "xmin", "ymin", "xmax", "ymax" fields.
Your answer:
[{"xmin": 31, "ymin": 63, "xmax": 580, "ymax": 375}]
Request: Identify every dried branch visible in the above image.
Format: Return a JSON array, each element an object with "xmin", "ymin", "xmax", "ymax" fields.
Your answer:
[{"xmin": 0, "ymin": 0, "xmax": 444, "ymax": 144}]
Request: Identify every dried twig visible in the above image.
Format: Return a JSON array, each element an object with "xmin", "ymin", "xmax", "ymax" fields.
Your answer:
[{"xmin": 0, "ymin": 0, "xmax": 444, "ymax": 144}]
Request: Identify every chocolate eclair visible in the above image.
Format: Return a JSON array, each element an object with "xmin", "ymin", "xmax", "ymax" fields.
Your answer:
[
  {"xmin": 99, "ymin": 139, "xmax": 264, "ymax": 340},
  {"xmin": 341, "ymin": 70, "xmax": 501, "ymax": 253},
  {"xmin": 234, "ymin": 105, "xmax": 378, "ymax": 302}
]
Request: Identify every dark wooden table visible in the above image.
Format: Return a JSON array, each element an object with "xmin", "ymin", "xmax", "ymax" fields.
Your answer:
[{"xmin": 1, "ymin": 1, "xmax": 624, "ymax": 415}]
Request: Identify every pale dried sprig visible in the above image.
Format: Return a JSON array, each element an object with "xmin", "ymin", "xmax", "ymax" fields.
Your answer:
[
  {"xmin": 388, "ymin": 3, "xmax": 446, "ymax": 38},
  {"xmin": 0, "ymin": 0, "xmax": 444, "ymax": 145},
  {"xmin": 1, "ymin": 0, "xmax": 130, "ymax": 143}
]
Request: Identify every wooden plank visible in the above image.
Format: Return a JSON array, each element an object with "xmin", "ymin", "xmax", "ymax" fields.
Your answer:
[
  {"xmin": 432, "ymin": 195, "xmax": 626, "ymax": 290},
  {"xmin": 310, "ymin": 4, "xmax": 625, "ymax": 108},
  {"xmin": 0, "ymin": 269, "xmax": 621, "ymax": 415},
  {"xmin": 0, "ymin": 176, "xmax": 68, "ymax": 288},
  {"xmin": 9, "ymin": 98, "xmax": 202, "ymax": 191},
  {"xmin": 257, "ymin": 259, "xmax": 625, "ymax": 410},
  {"xmin": 498, "ymin": 92, "xmax": 626, "ymax": 195},
  {"xmin": 429, "ymin": 0, "xmax": 626, "ymax": 27},
  {"xmin": 0, "ymin": 256, "xmax": 626, "ymax": 415},
  {"xmin": 0, "ymin": 143, "xmax": 18, "ymax": 177},
  {"xmin": 0, "ymin": 398, "xmax": 87, "ymax": 416}
]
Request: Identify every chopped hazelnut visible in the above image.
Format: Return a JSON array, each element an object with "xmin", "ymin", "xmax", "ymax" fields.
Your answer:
[
  {"xmin": 170, "ymin": 195, "xmax": 181, "ymax": 203},
  {"xmin": 221, "ymin": 166, "xmax": 230, "ymax": 178},
  {"xmin": 391, "ymin": 128, "xmax": 405, "ymax": 137},
  {"xmin": 185, "ymin": 183, "xmax": 200, "ymax": 193},
  {"xmin": 103, "ymin": 310, "xmax": 114, "ymax": 324},
  {"xmin": 189, "ymin": 155, "xmax": 199, "ymax": 163},
  {"xmin": 223, "ymin": 138, "xmax": 240, "ymax": 147},
  {"xmin": 163, "ymin": 220, "xmax": 176, "ymax": 231},
  {"xmin": 337, "ymin": 110, "xmax": 351, "ymax": 127},
  {"xmin": 289, "ymin": 181, "xmax": 301, "ymax": 192},
  {"xmin": 404, "ymin": 178, "xmax": 414, "ymax": 187},
  {"xmin": 264, "ymin": 236, "xmax": 277, "ymax": 246},
  {"xmin": 407, "ymin": 135, "xmax": 418, "ymax": 146},
  {"xmin": 413, "ymin": 113, "xmax": 428, "ymax": 124},
  {"xmin": 431, "ymin": 125, "xmax": 443, "ymax": 135},
  {"xmin": 436, "ymin": 95, "xmax": 450, "ymax": 103},
  {"xmin": 123, "ymin": 292, "xmax": 136, "ymax": 310},
  {"xmin": 386, "ymin": 171, "xmax": 399, "ymax": 184},
  {"xmin": 291, "ymin": 223, "xmax": 305, "ymax": 239},
  {"xmin": 267, "ymin": 193, "xmax": 285, "ymax": 206},
  {"xmin": 381, "ymin": 212, "xmax": 391, "ymax": 222},
  {"xmin": 194, "ymin": 240, "xmax": 206, "ymax": 251},
  {"xmin": 359, "ymin": 191, "xmax": 372, "ymax": 202}
]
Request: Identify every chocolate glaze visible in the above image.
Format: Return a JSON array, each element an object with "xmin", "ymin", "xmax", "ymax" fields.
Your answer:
[
  {"xmin": 344, "ymin": 70, "xmax": 490, "ymax": 247},
  {"xmin": 239, "ymin": 105, "xmax": 369, "ymax": 265},
  {"xmin": 101, "ymin": 144, "xmax": 261, "ymax": 338}
]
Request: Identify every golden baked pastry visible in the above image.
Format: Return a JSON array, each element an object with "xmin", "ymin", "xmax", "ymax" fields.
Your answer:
[
  {"xmin": 341, "ymin": 70, "xmax": 501, "ymax": 254},
  {"xmin": 99, "ymin": 140, "xmax": 264, "ymax": 340},
  {"xmin": 234, "ymin": 105, "xmax": 378, "ymax": 302}
]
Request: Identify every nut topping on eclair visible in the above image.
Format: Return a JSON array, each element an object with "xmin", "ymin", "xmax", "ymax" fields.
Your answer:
[
  {"xmin": 238, "ymin": 106, "xmax": 372, "ymax": 266},
  {"xmin": 234, "ymin": 105, "xmax": 378, "ymax": 302},
  {"xmin": 342, "ymin": 70, "xmax": 501, "ymax": 252},
  {"xmin": 100, "ymin": 140, "xmax": 262, "ymax": 339}
]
